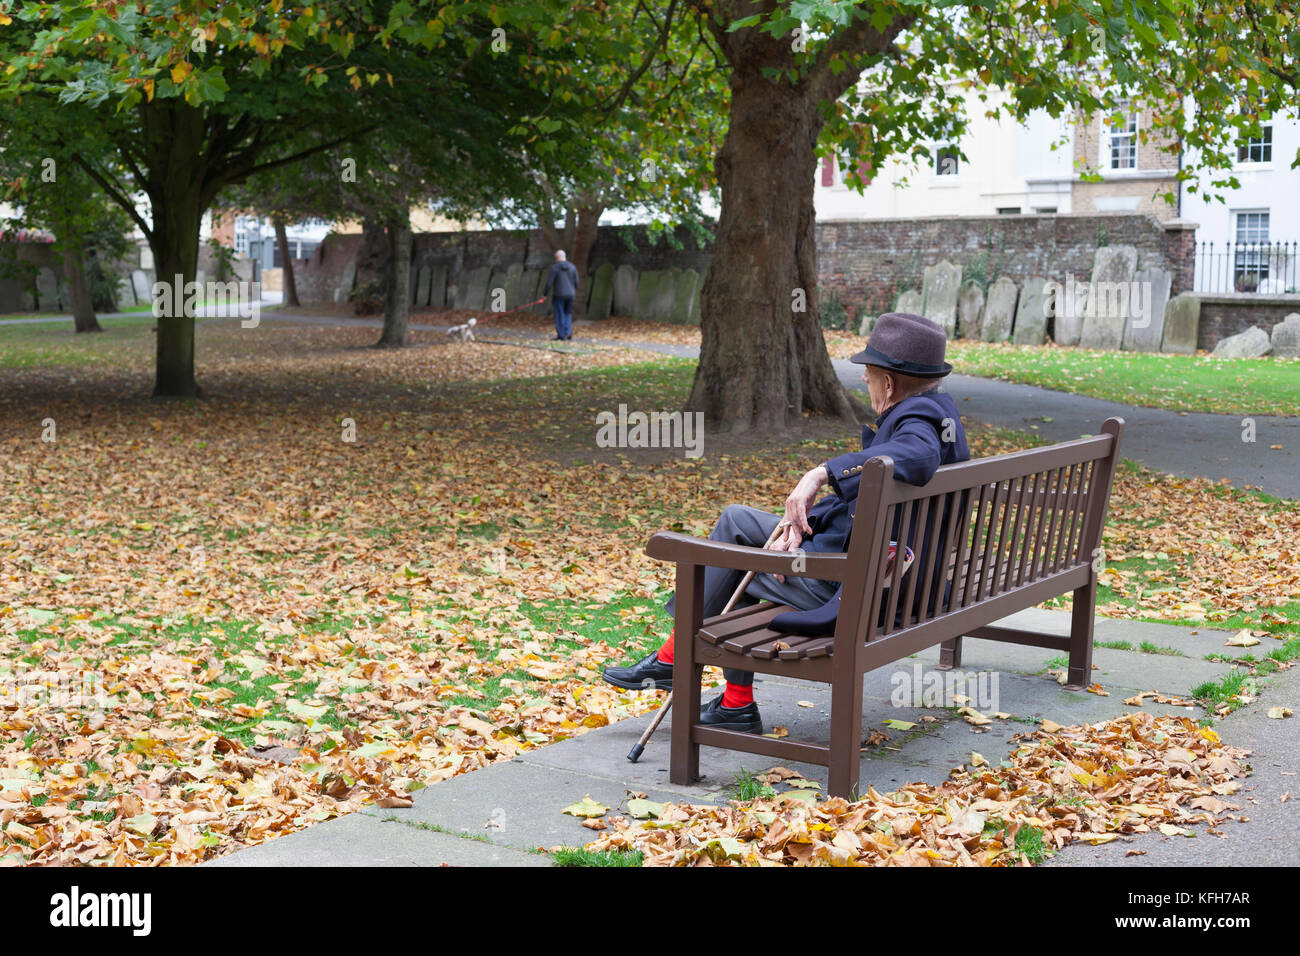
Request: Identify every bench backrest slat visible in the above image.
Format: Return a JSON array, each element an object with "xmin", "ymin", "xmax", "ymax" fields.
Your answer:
[{"xmin": 836, "ymin": 420, "xmax": 1124, "ymax": 646}]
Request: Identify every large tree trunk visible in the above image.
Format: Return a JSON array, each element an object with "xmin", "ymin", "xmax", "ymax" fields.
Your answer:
[
  {"xmin": 568, "ymin": 201, "xmax": 603, "ymax": 319},
  {"xmin": 687, "ymin": 63, "xmax": 859, "ymax": 432},
  {"xmin": 273, "ymin": 217, "xmax": 301, "ymax": 308},
  {"xmin": 143, "ymin": 101, "xmax": 206, "ymax": 397},
  {"xmin": 375, "ymin": 211, "xmax": 411, "ymax": 348},
  {"xmin": 61, "ymin": 244, "xmax": 102, "ymax": 333},
  {"xmin": 151, "ymin": 210, "xmax": 202, "ymax": 397}
]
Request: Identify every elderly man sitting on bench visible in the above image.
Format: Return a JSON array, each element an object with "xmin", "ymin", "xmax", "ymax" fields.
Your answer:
[{"xmin": 602, "ymin": 311, "xmax": 971, "ymax": 734}]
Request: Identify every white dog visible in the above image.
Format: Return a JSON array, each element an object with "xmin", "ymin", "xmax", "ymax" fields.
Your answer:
[{"xmin": 446, "ymin": 316, "xmax": 477, "ymax": 342}]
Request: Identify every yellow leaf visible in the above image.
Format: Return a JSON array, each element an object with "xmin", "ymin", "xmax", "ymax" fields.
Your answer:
[
  {"xmin": 170, "ymin": 60, "xmax": 192, "ymax": 85},
  {"xmin": 561, "ymin": 795, "xmax": 606, "ymax": 818}
]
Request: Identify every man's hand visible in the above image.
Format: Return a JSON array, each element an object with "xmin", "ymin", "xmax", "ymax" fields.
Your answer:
[
  {"xmin": 772, "ymin": 465, "xmax": 828, "ymax": 582},
  {"xmin": 783, "ymin": 464, "xmax": 828, "ymax": 537}
]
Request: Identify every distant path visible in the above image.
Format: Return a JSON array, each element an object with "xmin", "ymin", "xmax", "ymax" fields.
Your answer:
[{"xmin": 8, "ymin": 309, "xmax": 1296, "ymax": 498}]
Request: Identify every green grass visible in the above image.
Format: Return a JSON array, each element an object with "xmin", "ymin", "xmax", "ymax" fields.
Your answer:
[
  {"xmin": 1097, "ymin": 640, "xmax": 1133, "ymax": 651},
  {"xmin": 1011, "ymin": 825, "xmax": 1052, "ymax": 864},
  {"xmin": 948, "ymin": 341, "xmax": 1300, "ymax": 417},
  {"xmin": 551, "ymin": 847, "xmax": 645, "ymax": 867},
  {"xmin": 727, "ymin": 767, "xmax": 776, "ymax": 802},
  {"xmin": 1137, "ymin": 641, "xmax": 1184, "ymax": 657},
  {"xmin": 1190, "ymin": 669, "xmax": 1258, "ymax": 710},
  {"xmin": 518, "ymin": 591, "xmax": 671, "ymax": 663}
]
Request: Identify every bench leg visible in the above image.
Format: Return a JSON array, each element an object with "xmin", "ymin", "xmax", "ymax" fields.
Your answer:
[
  {"xmin": 1066, "ymin": 583, "xmax": 1096, "ymax": 690},
  {"xmin": 827, "ymin": 665, "xmax": 864, "ymax": 799},
  {"xmin": 670, "ymin": 564, "xmax": 704, "ymax": 786},
  {"xmin": 938, "ymin": 636, "xmax": 963, "ymax": 670}
]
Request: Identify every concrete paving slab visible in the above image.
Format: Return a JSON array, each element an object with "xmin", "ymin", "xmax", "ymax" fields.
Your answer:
[
  {"xmin": 206, "ymin": 807, "xmax": 549, "ymax": 867},
  {"xmin": 371, "ymin": 759, "xmax": 707, "ymax": 852},
  {"xmin": 1049, "ymin": 662, "xmax": 1300, "ymax": 868}
]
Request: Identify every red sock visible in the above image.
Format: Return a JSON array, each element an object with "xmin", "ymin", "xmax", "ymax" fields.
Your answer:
[
  {"xmin": 656, "ymin": 629, "xmax": 674, "ymax": 664},
  {"xmin": 722, "ymin": 682, "xmax": 753, "ymax": 708}
]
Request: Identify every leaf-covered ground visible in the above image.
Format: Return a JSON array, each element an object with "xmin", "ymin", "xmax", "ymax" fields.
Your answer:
[
  {"xmin": 584, "ymin": 713, "xmax": 1250, "ymax": 866},
  {"xmin": 0, "ymin": 317, "xmax": 1293, "ymax": 865}
]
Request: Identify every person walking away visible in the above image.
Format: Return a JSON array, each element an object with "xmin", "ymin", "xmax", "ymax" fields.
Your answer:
[{"xmin": 545, "ymin": 249, "xmax": 580, "ymax": 340}]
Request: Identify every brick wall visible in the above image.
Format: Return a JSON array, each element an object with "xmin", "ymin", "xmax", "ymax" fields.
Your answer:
[
  {"xmin": 1195, "ymin": 294, "xmax": 1300, "ymax": 350},
  {"xmin": 816, "ymin": 213, "xmax": 1195, "ymax": 319},
  {"xmin": 286, "ymin": 214, "xmax": 1198, "ymax": 327}
]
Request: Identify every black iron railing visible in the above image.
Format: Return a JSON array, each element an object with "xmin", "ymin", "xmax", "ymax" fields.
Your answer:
[{"xmin": 1195, "ymin": 241, "xmax": 1299, "ymax": 294}]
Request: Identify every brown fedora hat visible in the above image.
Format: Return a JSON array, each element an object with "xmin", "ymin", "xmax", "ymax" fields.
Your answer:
[{"xmin": 850, "ymin": 311, "xmax": 952, "ymax": 377}]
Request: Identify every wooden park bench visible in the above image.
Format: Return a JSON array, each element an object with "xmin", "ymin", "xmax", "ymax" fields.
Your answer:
[{"xmin": 646, "ymin": 417, "xmax": 1125, "ymax": 798}]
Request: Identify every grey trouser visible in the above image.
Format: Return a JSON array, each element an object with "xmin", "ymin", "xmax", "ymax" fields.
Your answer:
[{"xmin": 664, "ymin": 504, "xmax": 840, "ymax": 686}]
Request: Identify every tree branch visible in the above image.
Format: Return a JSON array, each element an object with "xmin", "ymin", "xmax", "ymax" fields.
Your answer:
[
  {"xmin": 809, "ymin": 10, "xmax": 919, "ymax": 105},
  {"xmin": 70, "ymin": 153, "xmax": 153, "ymax": 244}
]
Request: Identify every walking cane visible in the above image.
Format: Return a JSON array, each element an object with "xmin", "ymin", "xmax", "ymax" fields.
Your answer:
[{"xmin": 627, "ymin": 521, "xmax": 788, "ymax": 763}]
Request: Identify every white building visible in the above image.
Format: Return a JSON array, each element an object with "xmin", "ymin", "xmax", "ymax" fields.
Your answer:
[
  {"xmin": 815, "ymin": 88, "xmax": 1076, "ymax": 220},
  {"xmin": 1179, "ymin": 109, "xmax": 1300, "ymax": 293}
]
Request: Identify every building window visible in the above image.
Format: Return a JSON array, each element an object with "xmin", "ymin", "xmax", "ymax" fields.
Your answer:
[
  {"xmin": 1233, "ymin": 211, "xmax": 1270, "ymax": 291},
  {"xmin": 934, "ymin": 145, "xmax": 960, "ymax": 176},
  {"xmin": 996, "ymin": 207, "xmax": 1022, "ymax": 215},
  {"xmin": 1237, "ymin": 125, "xmax": 1273, "ymax": 164},
  {"xmin": 233, "ymin": 216, "xmax": 261, "ymax": 259},
  {"xmin": 1033, "ymin": 207, "xmax": 1058, "ymax": 214},
  {"xmin": 1103, "ymin": 105, "xmax": 1138, "ymax": 170}
]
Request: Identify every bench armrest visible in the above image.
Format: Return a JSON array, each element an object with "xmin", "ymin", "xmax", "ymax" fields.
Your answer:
[{"xmin": 646, "ymin": 531, "xmax": 848, "ymax": 581}]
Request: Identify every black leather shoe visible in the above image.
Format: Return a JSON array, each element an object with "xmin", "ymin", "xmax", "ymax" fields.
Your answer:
[
  {"xmin": 602, "ymin": 650, "xmax": 673, "ymax": 692},
  {"xmin": 699, "ymin": 694, "xmax": 763, "ymax": 734}
]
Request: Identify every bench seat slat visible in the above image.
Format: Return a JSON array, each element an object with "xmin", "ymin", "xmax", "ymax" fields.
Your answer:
[{"xmin": 697, "ymin": 602, "xmax": 784, "ymax": 645}]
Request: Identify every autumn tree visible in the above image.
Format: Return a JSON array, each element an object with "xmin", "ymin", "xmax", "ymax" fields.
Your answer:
[
  {"xmin": 0, "ymin": 103, "xmax": 134, "ymax": 331},
  {"xmin": 488, "ymin": 0, "xmax": 729, "ymax": 317},
  {"xmin": 0, "ymin": 1, "xmax": 579, "ymax": 393},
  {"xmin": 666, "ymin": 0, "xmax": 1300, "ymax": 432}
]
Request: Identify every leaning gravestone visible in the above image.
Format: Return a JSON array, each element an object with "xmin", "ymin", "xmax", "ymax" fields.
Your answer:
[
  {"xmin": 1013, "ymin": 277, "xmax": 1052, "ymax": 345},
  {"xmin": 429, "ymin": 264, "xmax": 448, "ymax": 308},
  {"xmin": 587, "ymin": 262, "xmax": 615, "ymax": 320},
  {"xmin": 921, "ymin": 260, "xmax": 961, "ymax": 337},
  {"xmin": 651, "ymin": 269, "xmax": 681, "ymax": 321},
  {"xmin": 456, "ymin": 267, "xmax": 491, "ymax": 310},
  {"xmin": 333, "ymin": 260, "xmax": 357, "ymax": 304},
  {"xmin": 132, "ymin": 268, "xmax": 152, "ymax": 304},
  {"xmin": 36, "ymin": 267, "xmax": 60, "ymax": 311},
  {"xmin": 956, "ymin": 280, "xmax": 985, "ymax": 340},
  {"xmin": 858, "ymin": 313, "xmax": 877, "ymax": 337},
  {"xmin": 635, "ymin": 269, "xmax": 664, "ymax": 319},
  {"xmin": 1212, "ymin": 326, "xmax": 1272, "ymax": 358},
  {"xmin": 1269, "ymin": 312, "xmax": 1300, "ymax": 358},
  {"xmin": 1080, "ymin": 245, "xmax": 1138, "ymax": 349},
  {"xmin": 672, "ymin": 268, "xmax": 700, "ymax": 325},
  {"xmin": 486, "ymin": 267, "xmax": 511, "ymax": 312},
  {"xmin": 613, "ymin": 264, "xmax": 638, "ymax": 317},
  {"xmin": 981, "ymin": 276, "xmax": 1018, "ymax": 343},
  {"xmin": 1052, "ymin": 275, "xmax": 1088, "ymax": 346},
  {"xmin": 1122, "ymin": 267, "xmax": 1172, "ymax": 352},
  {"xmin": 414, "ymin": 265, "xmax": 431, "ymax": 308},
  {"xmin": 1160, "ymin": 293, "xmax": 1200, "ymax": 354},
  {"xmin": 501, "ymin": 263, "xmax": 524, "ymax": 310},
  {"xmin": 688, "ymin": 271, "xmax": 704, "ymax": 324},
  {"xmin": 894, "ymin": 288, "xmax": 923, "ymax": 314}
]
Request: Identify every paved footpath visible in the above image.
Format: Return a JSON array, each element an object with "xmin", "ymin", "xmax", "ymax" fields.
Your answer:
[{"xmin": 209, "ymin": 609, "xmax": 1298, "ymax": 867}]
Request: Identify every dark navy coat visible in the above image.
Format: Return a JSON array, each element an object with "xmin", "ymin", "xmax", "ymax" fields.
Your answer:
[{"xmin": 770, "ymin": 389, "xmax": 970, "ymax": 635}]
